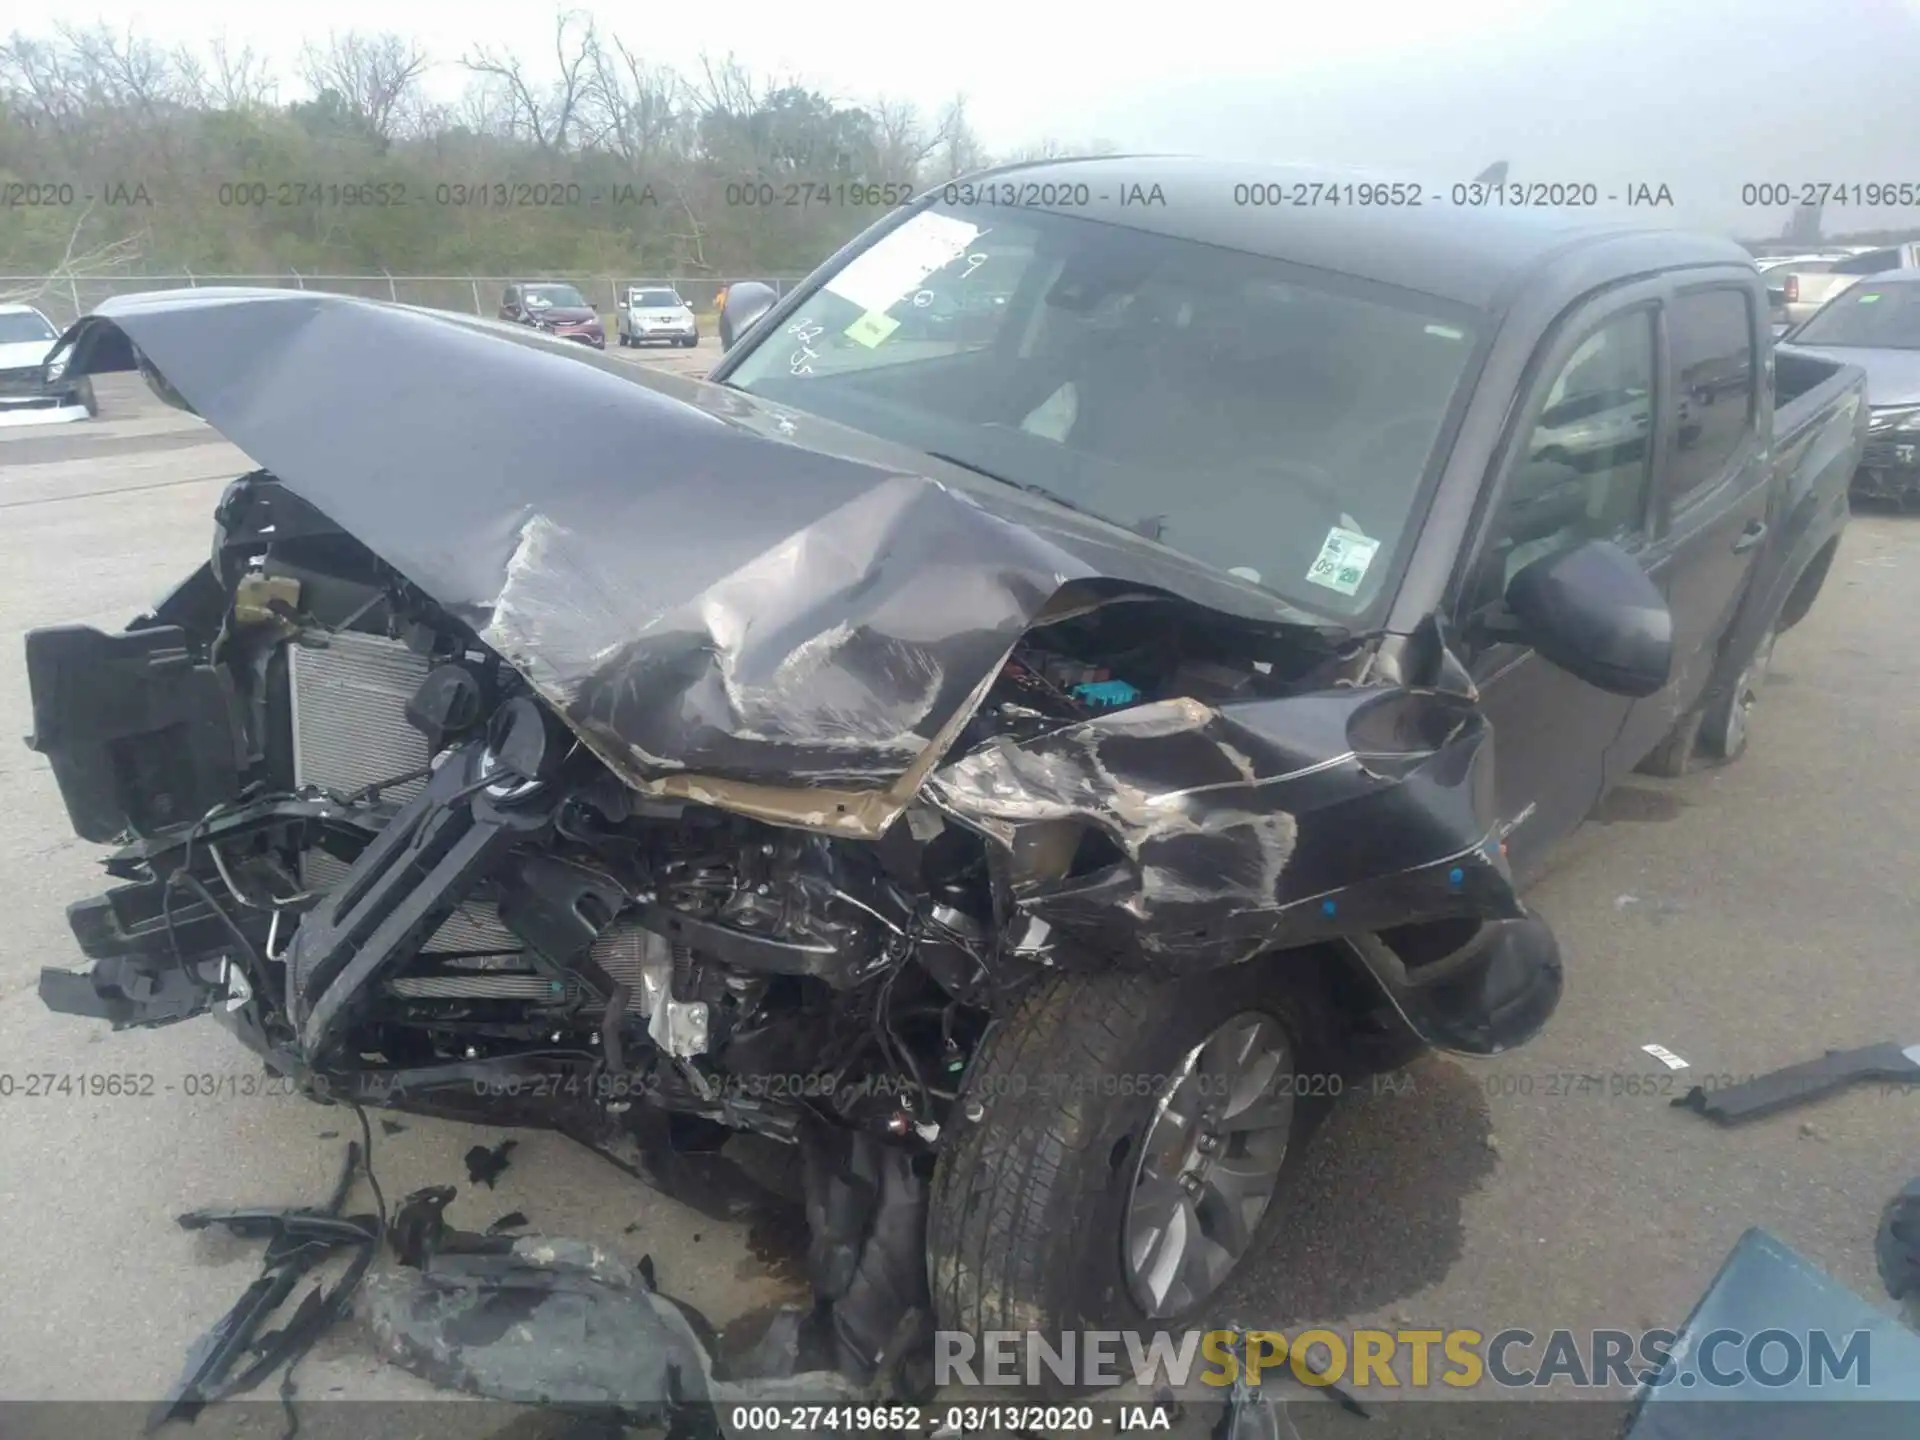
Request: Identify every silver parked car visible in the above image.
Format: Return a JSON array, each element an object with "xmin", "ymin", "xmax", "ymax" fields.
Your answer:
[
  {"xmin": 1778, "ymin": 242, "xmax": 1920, "ymax": 328},
  {"xmin": 618, "ymin": 287, "xmax": 699, "ymax": 348},
  {"xmin": 1779, "ymin": 269, "xmax": 1920, "ymax": 505}
]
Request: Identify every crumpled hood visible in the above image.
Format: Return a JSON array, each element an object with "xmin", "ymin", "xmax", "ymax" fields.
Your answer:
[{"xmin": 58, "ymin": 288, "xmax": 1335, "ymax": 813}]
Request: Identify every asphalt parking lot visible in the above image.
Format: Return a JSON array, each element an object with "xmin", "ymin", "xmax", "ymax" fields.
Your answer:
[{"xmin": 3, "ymin": 354, "xmax": 1919, "ymax": 1429}]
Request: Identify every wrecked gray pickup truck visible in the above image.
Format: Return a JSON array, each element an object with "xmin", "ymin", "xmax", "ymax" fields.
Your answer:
[{"xmin": 26, "ymin": 159, "xmax": 1865, "ymax": 1376}]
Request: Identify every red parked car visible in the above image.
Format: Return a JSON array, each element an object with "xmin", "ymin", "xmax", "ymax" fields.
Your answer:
[{"xmin": 497, "ymin": 282, "xmax": 606, "ymax": 349}]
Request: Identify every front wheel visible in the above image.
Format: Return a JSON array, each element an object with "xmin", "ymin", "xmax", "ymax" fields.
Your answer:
[
  {"xmin": 929, "ymin": 958, "xmax": 1334, "ymax": 1352},
  {"xmin": 1699, "ymin": 628, "xmax": 1776, "ymax": 763}
]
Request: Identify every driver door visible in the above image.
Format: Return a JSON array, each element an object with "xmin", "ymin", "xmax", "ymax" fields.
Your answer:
[{"xmin": 1454, "ymin": 284, "xmax": 1666, "ymax": 883}]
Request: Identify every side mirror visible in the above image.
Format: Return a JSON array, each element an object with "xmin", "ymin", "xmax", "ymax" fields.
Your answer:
[
  {"xmin": 719, "ymin": 281, "xmax": 779, "ymax": 353},
  {"xmin": 1502, "ymin": 538, "xmax": 1672, "ymax": 698}
]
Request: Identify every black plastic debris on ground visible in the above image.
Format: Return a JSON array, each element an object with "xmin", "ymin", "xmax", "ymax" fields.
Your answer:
[
  {"xmin": 465, "ymin": 1138, "xmax": 518, "ymax": 1188},
  {"xmin": 151, "ymin": 1139, "xmax": 383, "ymax": 1434},
  {"xmin": 486, "ymin": 1210, "xmax": 531, "ymax": 1236},
  {"xmin": 1673, "ymin": 1042, "xmax": 1920, "ymax": 1124},
  {"xmin": 367, "ymin": 1185, "xmax": 878, "ymax": 1438},
  {"xmin": 1878, "ymin": 1178, "xmax": 1920, "ymax": 1315}
]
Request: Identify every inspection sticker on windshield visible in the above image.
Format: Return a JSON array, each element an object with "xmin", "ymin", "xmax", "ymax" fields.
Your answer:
[
  {"xmin": 1305, "ymin": 526, "xmax": 1380, "ymax": 596},
  {"xmin": 824, "ymin": 211, "xmax": 981, "ymax": 314},
  {"xmin": 844, "ymin": 310, "xmax": 900, "ymax": 348}
]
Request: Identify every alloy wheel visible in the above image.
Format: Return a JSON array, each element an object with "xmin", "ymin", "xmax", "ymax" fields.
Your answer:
[{"xmin": 1122, "ymin": 1011, "xmax": 1296, "ymax": 1318}]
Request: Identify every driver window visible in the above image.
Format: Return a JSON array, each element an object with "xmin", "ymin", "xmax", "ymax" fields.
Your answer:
[{"xmin": 1470, "ymin": 308, "xmax": 1656, "ymax": 609}]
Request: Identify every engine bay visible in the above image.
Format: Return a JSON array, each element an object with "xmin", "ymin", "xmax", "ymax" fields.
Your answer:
[{"xmin": 28, "ymin": 472, "xmax": 1353, "ymax": 1157}]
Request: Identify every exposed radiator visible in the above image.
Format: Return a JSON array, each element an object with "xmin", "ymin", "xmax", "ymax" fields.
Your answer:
[
  {"xmin": 287, "ymin": 627, "xmax": 649, "ymax": 1008},
  {"xmin": 385, "ymin": 922, "xmax": 654, "ymax": 1010},
  {"xmin": 291, "ymin": 630, "xmax": 516, "ymax": 957},
  {"xmin": 288, "ymin": 630, "xmax": 434, "ymax": 803}
]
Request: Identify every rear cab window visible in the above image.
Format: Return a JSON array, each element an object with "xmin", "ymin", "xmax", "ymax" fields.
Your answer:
[{"xmin": 1664, "ymin": 286, "xmax": 1759, "ymax": 512}]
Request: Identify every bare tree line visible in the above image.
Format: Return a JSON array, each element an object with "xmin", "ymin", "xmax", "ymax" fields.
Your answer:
[{"xmin": 0, "ymin": 15, "xmax": 1104, "ymax": 277}]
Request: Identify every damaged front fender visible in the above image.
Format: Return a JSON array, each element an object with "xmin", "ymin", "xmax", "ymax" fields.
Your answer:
[{"xmin": 926, "ymin": 683, "xmax": 1559, "ymax": 1054}]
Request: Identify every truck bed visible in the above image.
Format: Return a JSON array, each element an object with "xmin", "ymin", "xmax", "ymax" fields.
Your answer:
[
  {"xmin": 1775, "ymin": 346, "xmax": 1856, "ymax": 423},
  {"xmin": 1755, "ymin": 344, "xmax": 1867, "ymax": 640}
]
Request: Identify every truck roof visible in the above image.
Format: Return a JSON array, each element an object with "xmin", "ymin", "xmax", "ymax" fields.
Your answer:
[{"xmin": 952, "ymin": 156, "xmax": 1751, "ymax": 311}]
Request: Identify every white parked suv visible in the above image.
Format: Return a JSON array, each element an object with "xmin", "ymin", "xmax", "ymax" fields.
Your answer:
[
  {"xmin": 0, "ymin": 303, "xmax": 97, "ymax": 425},
  {"xmin": 617, "ymin": 287, "xmax": 699, "ymax": 348}
]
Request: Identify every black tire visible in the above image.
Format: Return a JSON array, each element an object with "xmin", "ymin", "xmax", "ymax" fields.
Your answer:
[
  {"xmin": 76, "ymin": 376, "xmax": 99, "ymax": 418},
  {"xmin": 928, "ymin": 956, "xmax": 1335, "ymax": 1356},
  {"xmin": 1698, "ymin": 627, "xmax": 1776, "ymax": 763},
  {"xmin": 1635, "ymin": 708, "xmax": 1702, "ymax": 777}
]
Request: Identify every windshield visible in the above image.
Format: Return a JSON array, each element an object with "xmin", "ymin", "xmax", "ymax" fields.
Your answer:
[
  {"xmin": 722, "ymin": 204, "xmax": 1480, "ymax": 617},
  {"xmin": 633, "ymin": 289, "xmax": 682, "ymax": 308},
  {"xmin": 0, "ymin": 310, "xmax": 58, "ymax": 345},
  {"xmin": 1792, "ymin": 282, "xmax": 1920, "ymax": 348},
  {"xmin": 524, "ymin": 284, "xmax": 588, "ymax": 309}
]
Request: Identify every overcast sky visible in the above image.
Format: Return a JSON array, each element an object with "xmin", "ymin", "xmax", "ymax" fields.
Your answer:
[{"xmin": 30, "ymin": 0, "xmax": 1920, "ymax": 235}]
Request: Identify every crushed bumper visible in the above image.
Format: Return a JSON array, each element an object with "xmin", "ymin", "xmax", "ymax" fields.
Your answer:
[
  {"xmin": 0, "ymin": 399, "xmax": 90, "ymax": 426},
  {"xmin": 0, "ymin": 364, "xmax": 93, "ymax": 424},
  {"xmin": 1854, "ymin": 439, "xmax": 1920, "ymax": 504}
]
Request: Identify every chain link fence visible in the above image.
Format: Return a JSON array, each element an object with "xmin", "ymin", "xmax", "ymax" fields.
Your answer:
[{"xmin": 0, "ymin": 274, "xmax": 808, "ymax": 329}]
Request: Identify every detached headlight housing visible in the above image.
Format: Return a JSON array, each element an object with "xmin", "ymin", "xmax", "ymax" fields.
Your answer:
[{"xmin": 1870, "ymin": 405, "xmax": 1920, "ymax": 433}]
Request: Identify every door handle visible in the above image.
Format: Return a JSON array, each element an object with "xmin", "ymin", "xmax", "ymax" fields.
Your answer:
[{"xmin": 1732, "ymin": 520, "xmax": 1767, "ymax": 553}]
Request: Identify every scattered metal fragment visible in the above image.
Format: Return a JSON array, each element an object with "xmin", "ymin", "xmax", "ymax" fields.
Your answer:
[
  {"xmin": 150, "ymin": 1140, "xmax": 381, "ymax": 1434},
  {"xmin": 1210, "ymin": 1329, "xmax": 1281, "ymax": 1440},
  {"xmin": 1206, "ymin": 1325, "xmax": 1368, "ymax": 1438},
  {"xmin": 465, "ymin": 1138, "xmax": 518, "ymax": 1188},
  {"xmin": 1641, "ymin": 1043, "xmax": 1689, "ymax": 1070},
  {"xmin": 1673, "ymin": 1042, "xmax": 1920, "ymax": 1124},
  {"xmin": 389, "ymin": 1185, "xmax": 513, "ymax": 1268}
]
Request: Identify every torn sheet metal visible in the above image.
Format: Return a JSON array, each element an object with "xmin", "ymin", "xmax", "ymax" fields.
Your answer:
[
  {"xmin": 367, "ymin": 1186, "xmax": 865, "ymax": 1438},
  {"xmin": 925, "ymin": 684, "xmax": 1528, "ymax": 968},
  {"xmin": 56, "ymin": 291, "xmax": 1335, "ymax": 802}
]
